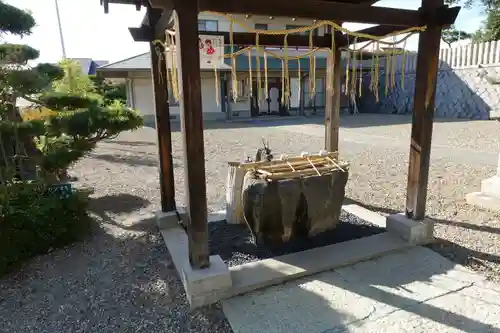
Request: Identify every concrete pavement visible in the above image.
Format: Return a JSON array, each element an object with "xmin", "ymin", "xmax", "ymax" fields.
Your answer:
[{"xmin": 221, "ymin": 247, "xmax": 500, "ymax": 333}]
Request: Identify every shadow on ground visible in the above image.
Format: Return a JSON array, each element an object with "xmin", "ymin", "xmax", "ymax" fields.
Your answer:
[
  {"xmin": 2, "ymin": 194, "xmax": 498, "ymax": 333},
  {"xmin": 108, "ymin": 140, "xmax": 157, "ymax": 147},
  {"xmin": 344, "ymin": 197, "xmax": 500, "ymax": 273},
  {"xmin": 88, "ymin": 193, "xmax": 155, "ymax": 232},
  {"xmin": 0, "ymin": 209, "xmax": 231, "ymax": 333},
  {"xmin": 223, "ymin": 199, "xmax": 499, "ymax": 332},
  {"xmin": 88, "ymin": 152, "xmax": 164, "ymax": 168}
]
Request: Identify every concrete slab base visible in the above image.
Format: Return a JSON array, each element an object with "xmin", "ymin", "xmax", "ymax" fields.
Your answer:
[
  {"xmin": 386, "ymin": 213, "xmax": 435, "ymax": 245},
  {"xmin": 481, "ymin": 175, "xmax": 500, "ymax": 197},
  {"xmin": 222, "ymin": 247, "xmax": 498, "ymax": 333},
  {"xmin": 467, "ymin": 172, "xmax": 500, "ymax": 211},
  {"xmin": 157, "ymin": 203, "xmax": 420, "ymax": 309},
  {"xmin": 342, "ymin": 203, "xmax": 386, "ymax": 228},
  {"xmin": 183, "ymin": 255, "xmax": 232, "ymax": 309},
  {"xmin": 466, "ymin": 191, "xmax": 500, "ymax": 211},
  {"xmin": 226, "ymin": 232, "xmax": 413, "ymax": 298},
  {"xmin": 159, "ymin": 221, "xmax": 232, "ymax": 309},
  {"xmin": 155, "ymin": 209, "xmax": 181, "ymax": 230}
]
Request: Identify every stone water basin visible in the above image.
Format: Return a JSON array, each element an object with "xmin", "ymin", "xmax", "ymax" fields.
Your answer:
[{"xmin": 241, "ymin": 160, "xmax": 349, "ymax": 247}]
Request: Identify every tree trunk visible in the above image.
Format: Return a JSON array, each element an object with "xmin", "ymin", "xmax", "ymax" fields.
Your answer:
[{"xmin": 0, "ymin": 102, "xmax": 39, "ymax": 182}]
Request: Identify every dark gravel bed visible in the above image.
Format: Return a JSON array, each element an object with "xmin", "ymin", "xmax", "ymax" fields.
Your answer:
[{"xmin": 208, "ymin": 210, "xmax": 385, "ymax": 267}]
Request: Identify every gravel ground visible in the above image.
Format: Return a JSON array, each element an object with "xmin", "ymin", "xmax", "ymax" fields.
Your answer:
[
  {"xmin": 208, "ymin": 210, "xmax": 385, "ymax": 267},
  {"xmin": 1, "ymin": 114, "xmax": 500, "ymax": 332}
]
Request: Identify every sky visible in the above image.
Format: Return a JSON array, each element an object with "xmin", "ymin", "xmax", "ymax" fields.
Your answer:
[{"xmin": 5, "ymin": 0, "xmax": 487, "ymax": 65}]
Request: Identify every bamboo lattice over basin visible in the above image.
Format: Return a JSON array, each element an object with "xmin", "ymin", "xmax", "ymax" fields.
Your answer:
[{"xmin": 249, "ymin": 152, "xmax": 349, "ymax": 181}]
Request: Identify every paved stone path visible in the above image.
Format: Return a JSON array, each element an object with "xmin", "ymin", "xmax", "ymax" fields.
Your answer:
[{"xmin": 221, "ymin": 246, "xmax": 500, "ymax": 333}]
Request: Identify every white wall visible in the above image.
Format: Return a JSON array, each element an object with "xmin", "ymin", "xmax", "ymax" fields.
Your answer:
[
  {"xmin": 129, "ymin": 72, "xmax": 226, "ymax": 124},
  {"xmin": 198, "ymin": 13, "xmax": 328, "ymax": 36}
]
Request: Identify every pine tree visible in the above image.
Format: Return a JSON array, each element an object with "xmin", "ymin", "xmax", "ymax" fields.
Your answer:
[{"xmin": 0, "ymin": 1, "xmax": 143, "ymax": 183}]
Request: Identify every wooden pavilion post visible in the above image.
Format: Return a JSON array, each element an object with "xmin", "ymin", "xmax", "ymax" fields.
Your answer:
[
  {"xmin": 148, "ymin": 7, "xmax": 176, "ymax": 213},
  {"xmin": 405, "ymin": 0, "xmax": 443, "ymax": 220},
  {"xmin": 325, "ymin": 46, "xmax": 341, "ymax": 152},
  {"xmin": 173, "ymin": 0, "xmax": 210, "ymax": 268}
]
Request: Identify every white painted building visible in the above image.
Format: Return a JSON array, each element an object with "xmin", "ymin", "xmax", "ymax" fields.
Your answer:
[{"xmin": 97, "ymin": 13, "xmax": 371, "ymax": 125}]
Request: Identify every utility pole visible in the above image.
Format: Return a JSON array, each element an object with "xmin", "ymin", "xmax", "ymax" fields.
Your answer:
[
  {"xmin": 54, "ymin": 0, "xmax": 74, "ymax": 93},
  {"xmin": 54, "ymin": 0, "xmax": 67, "ymax": 59}
]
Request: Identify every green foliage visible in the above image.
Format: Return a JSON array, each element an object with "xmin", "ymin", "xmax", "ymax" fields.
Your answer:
[
  {"xmin": 46, "ymin": 104, "xmax": 143, "ymax": 141},
  {"xmin": 39, "ymin": 92, "xmax": 98, "ymax": 110},
  {"xmin": 483, "ymin": 6, "xmax": 500, "ymax": 41},
  {"xmin": 441, "ymin": 26, "xmax": 472, "ymax": 47},
  {"xmin": 52, "ymin": 59, "xmax": 101, "ymax": 100},
  {"xmin": 7, "ymin": 64, "xmax": 64, "ymax": 96},
  {"xmin": 90, "ymin": 75, "xmax": 127, "ymax": 106},
  {"xmin": 38, "ymin": 136, "xmax": 95, "ymax": 177},
  {"xmin": 0, "ymin": 1, "xmax": 143, "ymax": 184},
  {"xmin": 6, "ymin": 68, "xmax": 54, "ymax": 95},
  {"xmin": 0, "ymin": 44, "xmax": 39, "ymax": 64},
  {"xmin": 0, "ymin": 1, "xmax": 35, "ymax": 36},
  {"xmin": 445, "ymin": 0, "xmax": 495, "ymax": 8},
  {"xmin": 35, "ymin": 63, "xmax": 65, "ymax": 82},
  {"xmin": 448, "ymin": 0, "xmax": 500, "ymax": 42},
  {"xmin": 0, "ymin": 118, "xmax": 45, "ymax": 137},
  {"xmin": 0, "ymin": 182, "xmax": 92, "ymax": 276},
  {"xmin": 37, "ymin": 105, "xmax": 143, "ymax": 177},
  {"xmin": 0, "ymin": 0, "xmax": 142, "ymax": 278}
]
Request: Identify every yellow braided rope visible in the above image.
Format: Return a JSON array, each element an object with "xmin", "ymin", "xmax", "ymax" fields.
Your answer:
[
  {"xmin": 256, "ymin": 33, "xmax": 262, "ymax": 107},
  {"xmin": 369, "ymin": 42, "xmax": 375, "ymax": 93},
  {"xmin": 230, "ymin": 19, "xmax": 238, "ymax": 102},
  {"xmin": 284, "ymin": 34, "xmax": 289, "ymax": 106},
  {"xmin": 390, "ymin": 36, "xmax": 397, "ymax": 89},
  {"xmin": 359, "ymin": 56, "xmax": 363, "ymax": 98},
  {"xmin": 385, "ymin": 51, "xmax": 390, "ymax": 97},
  {"xmin": 309, "ymin": 30, "xmax": 314, "ymax": 102},
  {"xmin": 374, "ymin": 42, "xmax": 380, "ymax": 102},
  {"xmin": 248, "ymin": 48, "xmax": 253, "ymax": 97},
  {"xmin": 264, "ymin": 50, "xmax": 268, "ymax": 100},
  {"xmin": 352, "ymin": 38, "xmax": 358, "ymax": 97},
  {"xmin": 326, "ymin": 28, "xmax": 334, "ymax": 101},
  {"xmin": 281, "ymin": 58, "xmax": 285, "ymax": 105},
  {"xmin": 214, "ymin": 64, "xmax": 220, "ymax": 106},
  {"xmin": 401, "ymin": 39, "xmax": 407, "ymax": 90},
  {"xmin": 312, "ymin": 55, "xmax": 317, "ymax": 100},
  {"xmin": 297, "ymin": 58, "xmax": 301, "ymax": 107},
  {"xmin": 205, "ymin": 11, "xmax": 426, "ymax": 41},
  {"xmin": 153, "ymin": 12, "xmax": 423, "ymax": 106},
  {"xmin": 345, "ymin": 49, "xmax": 350, "ymax": 96},
  {"xmin": 163, "ymin": 43, "xmax": 173, "ymax": 100}
]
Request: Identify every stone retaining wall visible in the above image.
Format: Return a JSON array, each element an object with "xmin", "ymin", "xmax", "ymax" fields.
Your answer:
[{"xmin": 358, "ymin": 65, "xmax": 500, "ymax": 119}]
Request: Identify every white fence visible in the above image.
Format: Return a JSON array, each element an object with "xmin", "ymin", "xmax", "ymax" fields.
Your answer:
[{"xmin": 392, "ymin": 40, "xmax": 500, "ymax": 73}]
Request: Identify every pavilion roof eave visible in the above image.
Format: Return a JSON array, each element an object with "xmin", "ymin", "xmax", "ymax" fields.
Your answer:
[{"xmin": 101, "ymin": 0, "xmax": 459, "ymax": 28}]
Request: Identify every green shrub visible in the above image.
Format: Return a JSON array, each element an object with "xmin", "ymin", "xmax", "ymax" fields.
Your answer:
[{"xmin": 0, "ymin": 182, "xmax": 92, "ymax": 276}]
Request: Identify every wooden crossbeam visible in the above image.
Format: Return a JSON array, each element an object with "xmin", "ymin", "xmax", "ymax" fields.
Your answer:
[
  {"xmin": 129, "ymin": 26, "xmax": 153, "ymax": 41},
  {"xmin": 199, "ymin": 31, "xmax": 346, "ymax": 48},
  {"xmin": 130, "ymin": 23, "xmax": 348, "ymax": 47},
  {"xmin": 198, "ymin": 0, "xmax": 460, "ymax": 27}
]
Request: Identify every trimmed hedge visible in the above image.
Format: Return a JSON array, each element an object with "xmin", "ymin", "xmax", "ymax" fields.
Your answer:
[{"xmin": 0, "ymin": 182, "xmax": 92, "ymax": 276}]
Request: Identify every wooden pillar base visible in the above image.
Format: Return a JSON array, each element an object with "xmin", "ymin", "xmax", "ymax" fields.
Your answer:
[
  {"xmin": 174, "ymin": 2, "xmax": 210, "ymax": 269},
  {"xmin": 405, "ymin": 0, "xmax": 443, "ymax": 220},
  {"xmin": 148, "ymin": 7, "xmax": 176, "ymax": 213}
]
